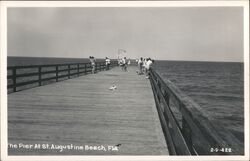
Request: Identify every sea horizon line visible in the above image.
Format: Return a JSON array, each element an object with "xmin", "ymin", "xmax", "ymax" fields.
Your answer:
[{"xmin": 7, "ymin": 56, "xmax": 243, "ymax": 63}]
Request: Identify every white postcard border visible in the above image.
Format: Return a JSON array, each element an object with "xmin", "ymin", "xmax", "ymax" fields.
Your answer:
[{"xmin": 1, "ymin": 1, "xmax": 249, "ymax": 161}]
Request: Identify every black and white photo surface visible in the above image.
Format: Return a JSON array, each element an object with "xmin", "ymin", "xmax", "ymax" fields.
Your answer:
[{"xmin": 0, "ymin": 1, "xmax": 249, "ymax": 161}]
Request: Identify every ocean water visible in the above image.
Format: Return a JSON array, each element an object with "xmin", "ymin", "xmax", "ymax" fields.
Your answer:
[
  {"xmin": 153, "ymin": 60, "xmax": 244, "ymax": 144},
  {"xmin": 7, "ymin": 56, "xmax": 102, "ymax": 66},
  {"xmin": 7, "ymin": 57, "xmax": 244, "ymax": 147}
]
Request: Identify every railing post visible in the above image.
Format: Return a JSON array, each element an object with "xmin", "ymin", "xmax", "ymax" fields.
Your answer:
[
  {"xmin": 38, "ymin": 66, "xmax": 42, "ymax": 86},
  {"xmin": 12, "ymin": 67, "xmax": 16, "ymax": 92},
  {"xmin": 182, "ymin": 117, "xmax": 194, "ymax": 154},
  {"xmin": 56, "ymin": 65, "xmax": 58, "ymax": 82},
  {"xmin": 157, "ymin": 79, "xmax": 161, "ymax": 90},
  {"xmin": 156, "ymin": 78, "xmax": 161, "ymax": 102},
  {"xmin": 163, "ymin": 91, "xmax": 170, "ymax": 106},
  {"xmin": 84, "ymin": 64, "xmax": 87, "ymax": 74},
  {"xmin": 68, "ymin": 64, "xmax": 70, "ymax": 79},
  {"xmin": 77, "ymin": 64, "xmax": 79, "ymax": 76}
]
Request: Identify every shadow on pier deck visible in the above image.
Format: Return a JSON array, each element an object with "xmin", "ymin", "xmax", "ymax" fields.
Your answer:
[{"xmin": 8, "ymin": 66, "xmax": 169, "ymax": 155}]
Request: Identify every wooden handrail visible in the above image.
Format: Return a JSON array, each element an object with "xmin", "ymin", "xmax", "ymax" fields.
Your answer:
[
  {"xmin": 7, "ymin": 61, "xmax": 117, "ymax": 93},
  {"xmin": 149, "ymin": 67, "xmax": 243, "ymax": 155}
]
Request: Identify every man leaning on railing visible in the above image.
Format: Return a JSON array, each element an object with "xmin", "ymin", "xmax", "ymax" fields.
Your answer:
[{"xmin": 145, "ymin": 58, "xmax": 153, "ymax": 79}]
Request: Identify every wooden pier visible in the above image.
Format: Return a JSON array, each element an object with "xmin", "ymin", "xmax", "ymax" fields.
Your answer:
[
  {"xmin": 7, "ymin": 62, "xmax": 243, "ymax": 155},
  {"xmin": 8, "ymin": 66, "xmax": 169, "ymax": 155}
]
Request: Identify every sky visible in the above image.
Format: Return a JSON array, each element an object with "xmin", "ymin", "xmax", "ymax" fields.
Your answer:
[{"xmin": 7, "ymin": 7, "xmax": 244, "ymax": 62}]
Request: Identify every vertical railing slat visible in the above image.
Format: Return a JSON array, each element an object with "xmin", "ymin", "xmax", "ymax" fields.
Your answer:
[
  {"xmin": 56, "ymin": 65, "xmax": 58, "ymax": 82},
  {"xmin": 77, "ymin": 64, "xmax": 79, "ymax": 76},
  {"xmin": 68, "ymin": 64, "xmax": 70, "ymax": 79},
  {"xmin": 38, "ymin": 66, "xmax": 42, "ymax": 86},
  {"xmin": 12, "ymin": 67, "xmax": 16, "ymax": 92},
  {"xmin": 182, "ymin": 117, "xmax": 195, "ymax": 155},
  {"xmin": 84, "ymin": 64, "xmax": 87, "ymax": 74}
]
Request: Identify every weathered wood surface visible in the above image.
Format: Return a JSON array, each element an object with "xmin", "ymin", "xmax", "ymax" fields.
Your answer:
[{"xmin": 8, "ymin": 66, "xmax": 168, "ymax": 155}]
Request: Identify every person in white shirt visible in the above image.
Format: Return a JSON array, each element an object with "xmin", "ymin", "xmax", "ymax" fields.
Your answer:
[
  {"xmin": 105, "ymin": 57, "xmax": 111, "ymax": 70},
  {"xmin": 89, "ymin": 56, "xmax": 96, "ymax": 74},
  {"xmin": 142, "ymin": 58, "xmax": 147, "ymax": 74},
  {"xmin": 122, "ymin": 57, "xmax": 128, "ymax": 72},
  {"xmin": 145, "ymin": 58, "xmax": 153, "ymax": 78},
  {"xmin": 127, "ymin": 58, "xmax": 131, "ymax": 66}
]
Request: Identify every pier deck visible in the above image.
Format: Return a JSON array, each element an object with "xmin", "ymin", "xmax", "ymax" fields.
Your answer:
[{"xmin": 8, "ymin": 66, "xmax": 168, "ymax": 155}]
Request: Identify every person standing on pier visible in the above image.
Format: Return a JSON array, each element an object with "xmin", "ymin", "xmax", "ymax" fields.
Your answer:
[
  {"xmin": 105, "ymin": 57, "xmax": 111, "ymax": 70},
  {"xmin": 89, "ymin": 56, "xmax": 96, "ymax": 74},
  {"xmin": 122, "ymin": 57, "xmax": 128, "ymax": 72},
  {"xmin": 128, "ymin": 58, "xmax": 131, "ymax": 66},
  {"xmin": 145, "ymin": 58, "xmax": 153, "ymax": 78},
  {"xmin": 118, "ymin": 58, "xmax": 123, "ymax": 67},
  {"xmin": 138, "ymin": 57, "xmax": 143, "ymax": 75},
  {"xmin": 142, "ymin": 58, "xmax": 147, "ymax": 74}
]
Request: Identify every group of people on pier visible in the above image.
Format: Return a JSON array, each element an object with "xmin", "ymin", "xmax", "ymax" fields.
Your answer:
[
  {"xmin": 89, "ymin": 55, "xmax": 153, "ymax": 78},
  {"xmin": 136, "ymin": 57, "xmax": 154, "ymax": 78},
  {"xmin": 89, "ymin": 56, "xmax": 111, "ymax": 74},
  {"xmin": 118, "ymin": 57, "xmax": 131, "ymax": 72}
]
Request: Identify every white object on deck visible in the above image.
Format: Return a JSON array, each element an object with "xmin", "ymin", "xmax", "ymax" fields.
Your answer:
[{"xmin": 109, "ymin": 85, "xmax": 117, "ymax": 90}]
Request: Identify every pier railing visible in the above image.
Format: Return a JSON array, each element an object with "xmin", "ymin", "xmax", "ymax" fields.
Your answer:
[
  {"xmin": 7, "ymin": 61, "xmax": 117, "ymax": 93},
  {"xmin": 149, "ymin": 67, "xmax": 243, "ymax": 155}
]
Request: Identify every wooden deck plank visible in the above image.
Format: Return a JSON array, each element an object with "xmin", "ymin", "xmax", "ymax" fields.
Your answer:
[{"xmin": 8, "ymin": 66, "xmax": 168, "ymax": 155}]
